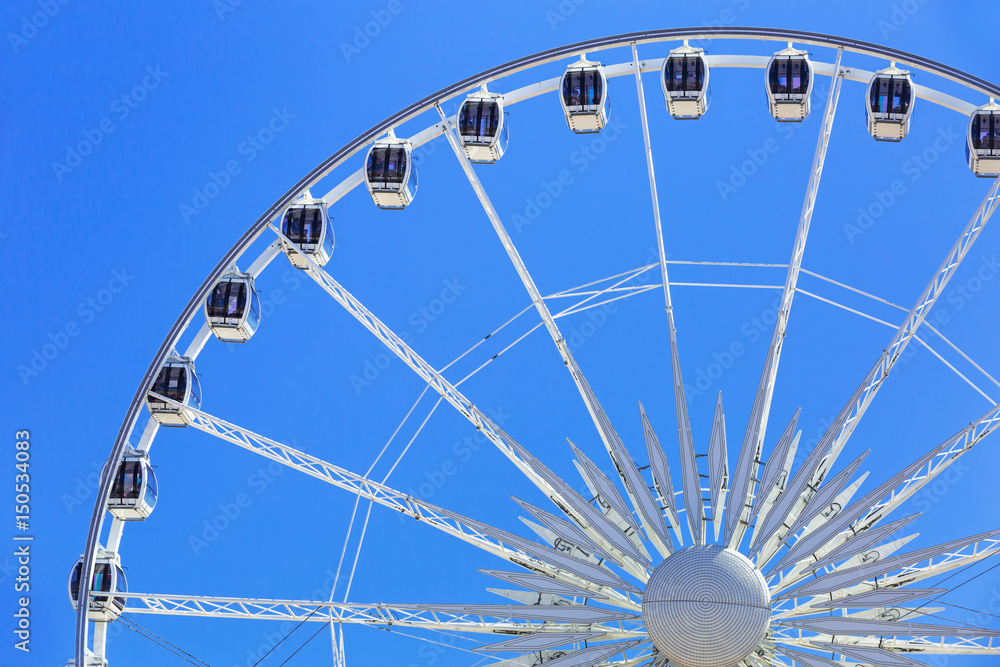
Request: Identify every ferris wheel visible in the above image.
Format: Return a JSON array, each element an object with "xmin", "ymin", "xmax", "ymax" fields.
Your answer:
[{"xmin": 71, "ymin": 27, "xmax": 1000, "ymax": 667}]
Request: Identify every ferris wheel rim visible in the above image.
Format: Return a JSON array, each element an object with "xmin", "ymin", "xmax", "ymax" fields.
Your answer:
[{"xmin": 75, "ymin": 27, "xmax": 1000, "ymax": 666}]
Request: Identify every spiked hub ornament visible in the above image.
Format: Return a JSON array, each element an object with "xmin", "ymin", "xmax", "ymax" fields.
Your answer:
[{"xmin": 643, "ymin": 546, "xmax": 771, "ymax": 667}]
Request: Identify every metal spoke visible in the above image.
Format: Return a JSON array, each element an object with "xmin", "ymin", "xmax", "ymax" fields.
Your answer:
[
  {"xmin": 268, "ymin": 224, "xmax": 643, "ymax": 573},
  {"xmin": 118, "ymin": 593, "xmax": 645, "ymax": 637},
  {"xmin": 149, "ymin": 392, "xmax": 639, "ymax": 607},
  {"xmin": 727, "ymin": 48, "xmax": 844, "ymax": 551},
  {"xmin": 770, "ymin": 178, "xmax": 1000, "ymax": 552},
  {"xmin": 435, "ymin": 101, "xmax": 660, "ymax": 566},
  {"xmin": 780, "ymin": 637, "xmax": 1000, "ymax": 657},
  {"xmin": 631, "ymin": 42, "xmax": 702, "ymax": 547},
  {"xmin": 764, "ymin": 403, "xmax": 1000, "ymax": 578}
]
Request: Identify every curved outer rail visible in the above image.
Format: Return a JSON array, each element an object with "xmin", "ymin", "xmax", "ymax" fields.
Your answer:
[{"xmin": 76, "ymin": 27, "xmax": 1000, "ymax": 664}]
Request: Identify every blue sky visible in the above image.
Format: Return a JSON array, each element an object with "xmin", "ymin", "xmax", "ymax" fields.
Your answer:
[{"xmin": 4, "ymin": 1, "xmax": 1000, "ymax": 666}]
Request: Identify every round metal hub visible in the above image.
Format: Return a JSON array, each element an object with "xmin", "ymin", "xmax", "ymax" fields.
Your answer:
[{"xmin": 642, "ymin": 545, "xmax": 771, "ymax": 667}]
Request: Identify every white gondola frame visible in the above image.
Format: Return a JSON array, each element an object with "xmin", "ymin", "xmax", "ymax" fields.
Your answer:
[
  {"xmin": 203, "ymin": 270, "xmax": 261, "ymax": 342},
  {"xmin": 559, "ymin": 57, "xmax": 610, "ymax": 134},
  {"xmin": 457, "ymin": 89, "xmax": 508, "ymax": 164},
  {"xmin": 145, "ymin": 356, "xmax": 201, "ymax": 426},
  {"xmin": 107, "ymin": 449, "xmax": 158, "ymax": 521},
  {"xmin": 967, "ymin": 102, "xmax": 1000, "ymax": 177},
  {"xmin": 279, "ymin": 199, "xmax": 335, "ymax": 269},
  {"xmin": 866, "ymin": 64, "xmax": 914, "ymax": 141},
  {"xmin": 364, "ymin": 139, "xmax": 418, "ymax": 209},
  {"xmin": 68, "ymin": 551, "xmax": 127, "ymax": 623},
  {"xmin": 765, "ymin": 45, "xmax": 814, "ymax": 122},
  {"xmin": 660, "ymin": 42, "xmax": 710, "ymax": 119}
]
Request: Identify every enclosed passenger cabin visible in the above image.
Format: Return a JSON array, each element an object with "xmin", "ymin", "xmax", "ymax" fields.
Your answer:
[
  {"xmin": 280, "ymin": 200, "xmax": 335, "ymax": 269},
  {"xmin": 107, "ymin": 450, "xmax": 157, "ymax": 521},
  {"xmin": 146, "ymin": 356, "xmax": 201, "ymax": 426},
  {"xmin": 204, "ymin": 270, "xmax": 260, "ymax": 342},
  {"xmin": 68, "ymin": 553, "xmax": 127, "ymax": 622},
  {"xmin": 867, "ymin": 65, "xmax": 914, "ymax": 141},
  {"xmin": 458, "ymin": 90, "xmax": 508, "ymax": 164},
  {"xmin": 661, "ymin": 42, "xmax": 710, "ymax": 119},
  {"xmin": 967, "ymin": 102, "xmax": 1000, "ymax": 177},
  {"xmin": 765, "ymin": 45, "xmax": 813, "ymax": 121},
  {"xmin": 559, "ymin": 57, "xmax": 610, "ymax": 133},
  {"xmin": 365, "ymin": 139, "xmax": 418, "ymax": 209}
]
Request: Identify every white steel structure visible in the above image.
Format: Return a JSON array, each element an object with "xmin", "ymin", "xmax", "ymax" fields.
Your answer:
[{"xmin": 74, "ymin": 28, "xmax": 1000, "ymax": 667}]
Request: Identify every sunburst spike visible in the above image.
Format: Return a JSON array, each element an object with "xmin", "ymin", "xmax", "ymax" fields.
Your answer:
[
  {"xmin": 478, "ymin": 569, "xmax": 610, "ymax": 600},
  {"xmin": 499, "ymin": 428, "xmax": 654, "ymax": 574},
  {"xmin": 807, "ymin": 643, "xmax": 927, "ymax": 667},
  {"xmin": 639, "ymin": 402, "xmax": 682, "ymax": 544},
  {"xmin": 844, "ymin": 605, "xmax": 944, "ymax": 622},
  {"xmin": 487, "ymin": 588, "xmax": 583, "ymax": 606},
  {"xmin": 748, "ymin": 409, "xmax": 801, "ymax": 527},
  {"xmin": 519, "ymin": 516, "xmax": 603, "ymax": 563},
  {"xmin": 808, "ymin": 586, "xmax": 944, "ymax": 609},
  {"xmin": 796, "ymin": 471, "xmax": 868, "ymax": 540},
  {"xmin": 708, "ymin": 392, "xmax": 729, "ymax": 543},
  {"xmin": 776, "ymin": 647, "xmax": 841, "ymax": 667},
  {"xmin": 568, "ymin": 439, "xmax": 643, "ymax": 540},
  {"xmin": 482, "ymin": 641, "xmax": 642, "ymax": 667},
  {"xmin": 432, "ymin": 505, "xmax": 642, "ymax": 594},
  {"xmin": 803, "ymin": 513, "xmax": 921, "ymax": 573},
  {"xmin": 514, "ymin": 497, "xmax": 621, "ymax": 566},
  {"xmin": 474, "ymin": 632, "xmax": 609, "ymax": 653},
  {"xmin": 773, "ymin": 531, "xmax": 921, "ymax": 609},
  {"xmin": 762, "ymin": 471, "xmax": 871, "ymax": 578},
  {"xmin": 748, "ymin": 428, "xmax": 832, "ymax": 555},
  {"xmin": 763, "ymin": 450, "xmax": 869, "ymax": 574},
  {"xmin": 595, "ymin": 405, "xmax": 675, "ymax": 558},
  {"xmin": 775, "ymin": 527, "xmax": 1000, "ymax": 601},
  {"xmin": 778, "ymin": 616, "xmax": 1000, "ymax": 638},
  {"xmin": 767, "ymin": 441, "xmax": 950, "ymax": 572}
]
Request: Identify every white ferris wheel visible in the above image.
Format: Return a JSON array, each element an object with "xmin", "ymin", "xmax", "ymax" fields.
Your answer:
[{"xmin": 71, "ymin": 28, "xmax": 1000, "ymax": 667}]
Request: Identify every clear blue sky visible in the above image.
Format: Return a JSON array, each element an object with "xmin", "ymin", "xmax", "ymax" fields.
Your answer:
[{"xmin": 4, "ymin": 1, "xmax": 1000, "ymax": 666}]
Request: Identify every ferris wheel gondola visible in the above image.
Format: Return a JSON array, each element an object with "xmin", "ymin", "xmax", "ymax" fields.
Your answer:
[
  {"xmin": 280, "ymin": 200, "xmax": 335, "ymax": 268},
  {"xmin": 145, "ymin": 356, "xmax": 201, "ymax": 426},
  {"xmin": 967, "ymin": 102, "xmax": 1000, "ymax": 177},
  {"xmin": 458, "ymin": 89, "xmax": 508, "ymax": 164},
  {"xmin": 559, "ymin": 57, "xmax": 610, "ymax": 133},
  {"xmin": 765, "ymin": 44, "xmax": 813, "ymax": 121},
  {"xmin": 866, "ymin": 64, "xmax": 914, "ymax": 141},
  {"xmin": 68, "ymin": 552, "xmax": 127, "ymax": 622},
  {"xmin": 107, "ymin": 450, "xmax": 157, "ymax": 521},
  {"xmin": 661, "ymin": 42, "xmax": 710, "ymax": 119},
  {"xmin": 365, "ymin": 139, "xmax": 418, "ymax": 209},
  {"xmin": 204, "ymin": 270, "xmax": 260, "ymax": 342}
]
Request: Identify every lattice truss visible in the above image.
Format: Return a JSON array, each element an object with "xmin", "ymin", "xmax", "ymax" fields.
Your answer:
[{"xmin": 99, "ymin": 48, "xmax": 1000, "ymax": 667}]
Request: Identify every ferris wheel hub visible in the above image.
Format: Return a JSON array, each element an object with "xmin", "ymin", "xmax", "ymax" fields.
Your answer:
[{"xmin": 642, "ymin": 545, "xmax": 771, "ymax": 667}]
